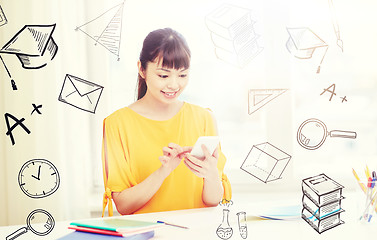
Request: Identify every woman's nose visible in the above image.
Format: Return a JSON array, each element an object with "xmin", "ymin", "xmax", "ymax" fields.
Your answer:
[{"xmin": 167, "ymin": 76, "xmax": 179, "ymax": 89}]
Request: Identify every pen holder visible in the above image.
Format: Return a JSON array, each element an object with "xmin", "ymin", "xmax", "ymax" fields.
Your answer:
[
  {"xmin": 360, "ymin": 190, "xmax": 377, "ymax": 223},
  {"xmin": 240, "ymin": 142, "xmax": 291, "ymax": 183}
]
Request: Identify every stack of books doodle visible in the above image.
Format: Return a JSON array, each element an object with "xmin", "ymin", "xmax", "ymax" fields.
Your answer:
[
  {"xmin": 301, "ymin": 173, "xmax": 345, "ymax": 234},
  {"xmin": 205, "ymin": 4, "xmax": 263, "ymax": 68}
]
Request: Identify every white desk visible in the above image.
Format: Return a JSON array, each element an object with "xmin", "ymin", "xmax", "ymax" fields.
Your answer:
[{"xmin": 1, "ymin": 190, "xmax": 377, "ymax": 240}]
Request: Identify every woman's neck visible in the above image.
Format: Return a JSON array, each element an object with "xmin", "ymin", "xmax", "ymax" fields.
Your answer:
[{"xmin": 129, "ymin": 94, "xmax": 184, "ymax": 121}]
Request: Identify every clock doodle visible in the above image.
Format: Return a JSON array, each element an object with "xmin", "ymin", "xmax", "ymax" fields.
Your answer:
[{"xmin": 18, "ymin": 159, "xmax": 60, "ymax": 198}]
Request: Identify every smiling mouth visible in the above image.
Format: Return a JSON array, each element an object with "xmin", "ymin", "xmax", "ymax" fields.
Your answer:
[{"xmin": 161, "ymin": 90, "xmax": 179, "ymax": 97}]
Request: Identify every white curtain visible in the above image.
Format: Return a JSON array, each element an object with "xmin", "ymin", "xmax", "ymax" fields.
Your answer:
[{"xmin": 0, "ymin": 0, "xmax": 121, "ymax": 225}]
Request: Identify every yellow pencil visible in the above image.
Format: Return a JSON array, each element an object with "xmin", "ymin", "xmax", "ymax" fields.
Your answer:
[
  {"xmin": 353, "ymin": 168, "xmax": 367, "ymax": 192},
  {"xmin": 365, "ymin": 165, "xmax": 372, "ymax": 179}
]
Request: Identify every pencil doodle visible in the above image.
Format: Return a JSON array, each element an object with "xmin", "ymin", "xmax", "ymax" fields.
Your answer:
[
  {"xmin": 18, "ymin": 159, "xmax": 60, "ymax": 199},
  {"xmin": 58, "ymin": 74, "xmax": 104, "ymax": 114},
  {"xmin": 297, "ymin": 118, "xmax": 356, "ymax": 150},
  {"xmin": 0, "ymin": 24, "xmax": 58, "ymax": 69},
  {"xmin": 6, "ymin": 209, "xmax": 55, "ymax": 239},
  {"xmin": 4, "ymin": 113, "xmax": 31, "ymax": 146},
  {"xmin": 286, "ymin": 27, "xmax": 328, "ymax": 73},
  {"xmin": 301, "ymin": 173, "xmax": 345, "ymax": 234},
  {"xmin": 240, "ymin": 142, "xmax": 291, "ymax": 183},
  {"xmin": 75, "ymin": 1, "xmax": 125, "ymax": 61},
  {"xmin": 248, "ymin": 89, "xmax": 288, "ymax": 115},
  {"xmin": 320, "ymin": 83, "xmax": 348, "ymax": 103},
  {"xmin": 328, "ymin": 0, "xmax": 343, "ymax": 52},
  {"xmin": 0, "ymin": 5, "xmax": 7, "ymax": 27},
  {"xmin": 31, "ymin": 104, "xmax": 43, "ymax": 115},
  {"xmin": 205, "ymin": 4, "xmax": 263, "ymax": 68},
  {"xmin": 0, "ymin": 55, "xmax": 17, "ymax": 90}
]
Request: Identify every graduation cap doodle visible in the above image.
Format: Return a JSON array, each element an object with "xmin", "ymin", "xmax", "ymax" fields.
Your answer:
[
  {"xmin": 0, "ymin": 24, "xmax": 58, "ymax": 69},
  {"xmin": 286, "ymin": 27, "xmax": 328, "ymax": 73}
]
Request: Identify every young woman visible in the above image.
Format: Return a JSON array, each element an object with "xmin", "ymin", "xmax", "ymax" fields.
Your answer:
[{"xmin": 102, "ymin": 28, "xmax": 231, "ymax": 216}]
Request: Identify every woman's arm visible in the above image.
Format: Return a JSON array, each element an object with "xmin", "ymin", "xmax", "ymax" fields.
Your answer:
[
  {"xmin": 112, "ymin": 166, "xmax": 169, "ymax": 215},
  {"xmin": 184, "ymin": 146, "xmax": 224, "ymax": 206},
  {"xmin": 112, "ymin": 143, "xmax": 188, "ymax": 215},
  {"xmin": 183, "ymin": 110, "xmax": 225, "ymax": 206}
]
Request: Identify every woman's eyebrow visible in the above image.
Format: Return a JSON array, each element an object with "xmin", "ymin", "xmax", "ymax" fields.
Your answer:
[
  {"xmin": 156, "ymin": 68, "xmax": 171, "ymax": 72},
  {"xmin": 156, "ymin": 68, "xmax": 188, "ymax": 72}
]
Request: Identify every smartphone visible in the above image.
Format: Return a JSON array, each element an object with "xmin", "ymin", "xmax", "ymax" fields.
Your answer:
[{"xmin": 190, "ymin": 136, "xmax": 220, "ymax": 158}]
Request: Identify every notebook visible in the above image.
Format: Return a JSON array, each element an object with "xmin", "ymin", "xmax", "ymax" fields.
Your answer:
[
  {"xmin": 70, "ymin": 218, "xmax": 163, "ymax": 234},
  {"xmin": 58, "ymin": 230, "xmax": 155, "ymax": 240}
]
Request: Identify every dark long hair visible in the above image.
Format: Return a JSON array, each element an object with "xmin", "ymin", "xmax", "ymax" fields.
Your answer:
[{"xmin": 136, "ymin": 28, "xmax": 191, "ymax": 100}]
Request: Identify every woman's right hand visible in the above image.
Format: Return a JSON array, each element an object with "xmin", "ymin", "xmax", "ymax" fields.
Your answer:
[{"xmin": 159, "ymin": 143, "xmax": 190, "ymax": 176}]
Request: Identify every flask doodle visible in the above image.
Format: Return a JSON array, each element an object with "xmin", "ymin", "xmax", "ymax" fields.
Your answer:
[{"xmin": 216, "ymin": 209, "xmax": 233, "ymax": 240}]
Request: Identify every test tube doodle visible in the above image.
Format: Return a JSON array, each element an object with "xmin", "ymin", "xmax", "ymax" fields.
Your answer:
[{"xmin": 237, "ymin": 212, "xmax": 248, "ymax": 239}]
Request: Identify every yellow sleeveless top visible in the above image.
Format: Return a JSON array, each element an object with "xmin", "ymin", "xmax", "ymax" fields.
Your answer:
[{"xmin": 101, "ymin": 102, "xmax": 231, "ymax": 216}]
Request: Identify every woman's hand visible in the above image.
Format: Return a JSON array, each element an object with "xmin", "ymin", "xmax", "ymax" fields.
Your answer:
[
  {"xmin": 184, "ymin": 144, "xmax": 219, "ymax": 180},
  {"xmin": 159, "ymin": 143, "xmax": 190, "ymax": 176}
]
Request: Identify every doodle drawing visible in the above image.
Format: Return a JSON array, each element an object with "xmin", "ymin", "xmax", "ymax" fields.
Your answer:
[
  {"xmin": 240, "ymin": 142, "xmax": 291, "ymax": 183},
  {"xmin": 76, "ymin": 1, "xmax": 125, "ymax": 61},
  {"xmin": 18, "ymin": 159, "xmax": 60, "ymax": 199},
  {"xmin": 286, "ymin": 27, "xmax": 328, "ymax": 73},
  {"xmin": 328, "ymin": 0, "xmax": 343, "ymax": 52},
  {"xmin": 237, "ymin": 212, "xmax": 248, "ymax": 239},
  {"xmin": 6, "ymin": 209, "xmax": 55, "ymax": 239},
  {"xmin": 248, "ymin": 89, "xmax": 288, "ymax": 115},
  {"xmin": 320, "ymin": 83, "xmax": 348, "ymax": 103},
  {"xmin": 216, "ymin": 209, "xmax": 233, "ymax": 240},
  {"xmin": 297, "ymin": 118, "xmax": 357, "ymax": 150},
  {"xmin": 0, "ymin": 55, "xmax": 17, "ymax": 90},
  {"xmin": 58, "ymin": 74, "xmax": 104, "ymax": 114},
  {"xmin": 301, "ymin": 173, "xmax": 345, "ymax": 234},
  {"xmin": 320, "ymin": 83, "xmax": 336, "ymax": 101},
  {"xmin": 0, "ymin": 5, "xmax": 7, "ymax": 26},
  {"xmin": 205, "ymin": 4, "xmax": 263, "ymax": 68},
  {"xmin": 31, "ymin": 103, "xmax": 42, "ymax": 115},
  {"xmin": 0, "ymin": 24, "xmax": 58, "ymax": 69},
  {"xmin": 4, "ymin": 113, "xmax": 31, "ymax": 146}
]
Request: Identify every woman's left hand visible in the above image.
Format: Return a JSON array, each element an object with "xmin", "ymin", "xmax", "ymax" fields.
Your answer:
[{"xmin": 184, "ymin": 144, "xmax": 219, "ymax": 180}]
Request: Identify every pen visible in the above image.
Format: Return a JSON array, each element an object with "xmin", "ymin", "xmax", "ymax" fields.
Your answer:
[{"xmin": 157, "ymin": 221, "xmax": 189, "ymax": 229}]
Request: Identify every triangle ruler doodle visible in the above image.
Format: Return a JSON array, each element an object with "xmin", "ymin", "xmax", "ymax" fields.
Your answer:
[
  {"xmin": 248, "ymin": 89, "xmax": 288, "ymax": 115},
  {"xmin": 75, "ymin": 1, "xmax": 125, "ymax": 60}
]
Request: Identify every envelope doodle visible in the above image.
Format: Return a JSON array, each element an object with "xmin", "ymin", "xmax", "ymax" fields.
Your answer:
[{"xmin": 58, "ymin": 74, "xmax": 104, "ymax": 113}]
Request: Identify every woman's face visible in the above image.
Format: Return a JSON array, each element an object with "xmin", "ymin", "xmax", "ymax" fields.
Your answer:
[{"xmin": 140, "ymin": 58, "xmax": 189, "ymax": 104}]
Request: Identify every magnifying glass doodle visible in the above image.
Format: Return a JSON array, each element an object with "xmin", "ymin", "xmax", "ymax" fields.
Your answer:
[
  {"xmin": 297, "ymin": 118, "xmax": 356, "ymax": 150},
  {"xmin": 6, "ymin": 209, "xmax": 55, "ymax": 240}
]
